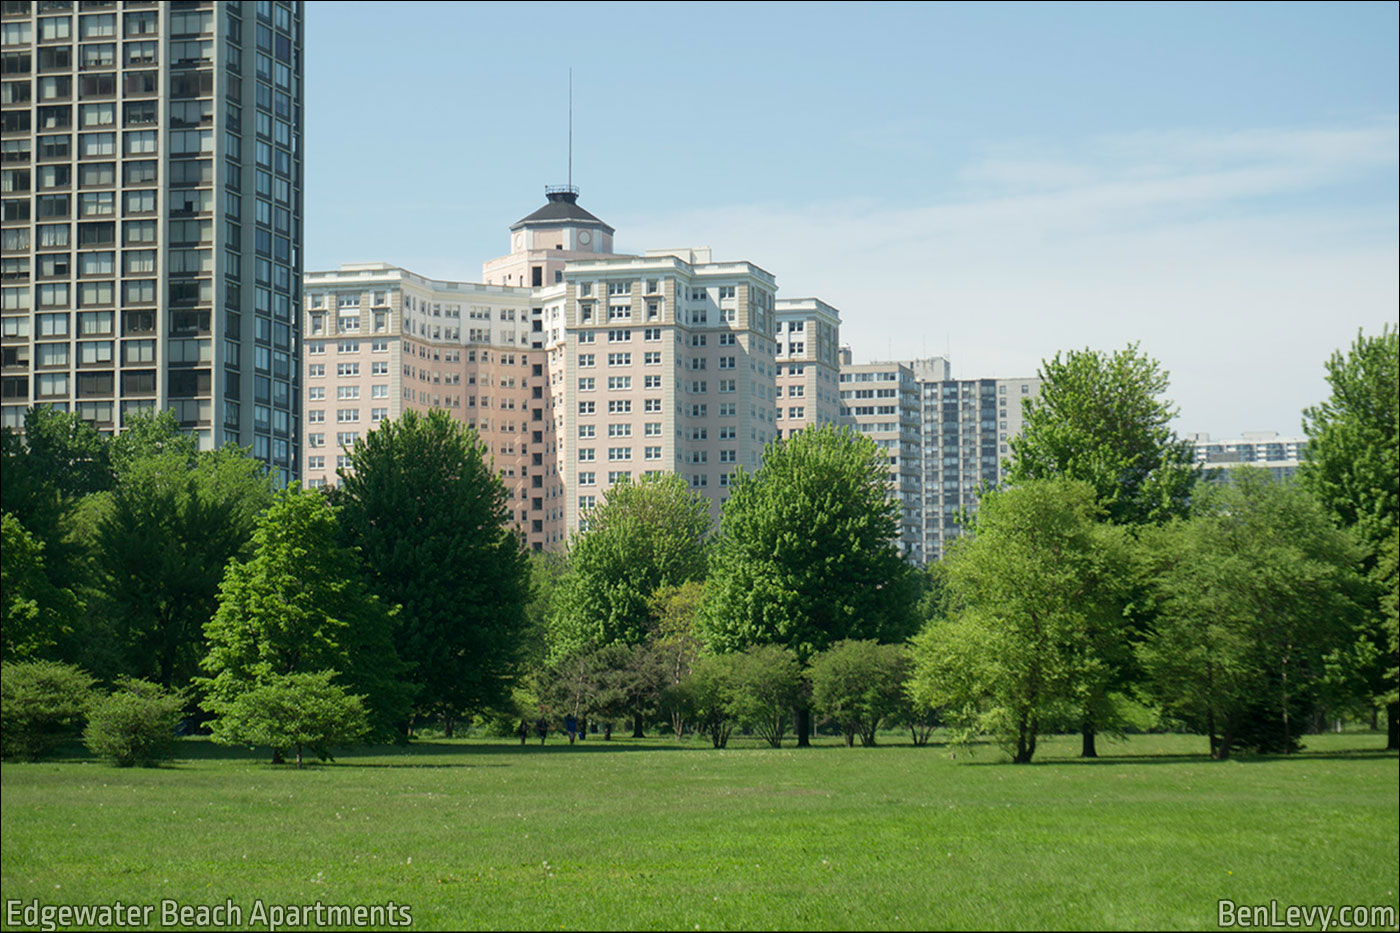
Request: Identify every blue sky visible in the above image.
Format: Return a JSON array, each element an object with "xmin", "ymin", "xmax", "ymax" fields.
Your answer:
[{"xmin": 303, "ymin": 1, "xmax": 1398, "ymax": 437}]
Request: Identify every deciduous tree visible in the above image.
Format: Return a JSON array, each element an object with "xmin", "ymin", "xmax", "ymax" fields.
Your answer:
[
  {"xmin": 809, "ymin": 640, "xmax": 909, "ymax": 747},
  {"xmin": 200, "ymin": 487, "xmax": 410, "ymax": 743},
  {"xmin": 908, "ymin": 479, "xmax": 1133, "ymax": 763},
  {"xmin": 211, "ymin": 671, "xmax": 369, "ymax": 768},
  {"xmin": 1300, "ymin": 326, "xmax": 1399, "ymax": 748},
  {"xmin": 92, "ymin": 441, "xmax": 273, "ymax": 687},
  {"xmin": 701, "ymin": 424, "xmax": 920, "ymax": 745},
  {"xmin": 727, "ymin": 644, "xmax": 803, "ymax": 748},
  {"xmin": 1005, "ymin": 343, "xmax": 1197, "ymax": 754},
  {"xmin": 1138, "ymin": 470, "xmax": 1367, "ymax": 759},
  {"xmin": 332, "ymin": 409, "xmax": 530, "ymax": 732},
  {"xmin": 548, "ymin": 474, "xmax": 711, "ymax": 661}
]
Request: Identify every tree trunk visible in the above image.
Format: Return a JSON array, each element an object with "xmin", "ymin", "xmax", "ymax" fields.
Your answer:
[
  {"xmin": 1081, "ymin": 720, "xmax": 1097, "ymax": 758},
  {"xmin": 631, "ymin": 712, "xmax": 644, "ymax": 739},
  {"xmin": 271, "ymin": 748, "xmax": 285, "ymax": 765},
  {"xmin": 1370, "ymin": 707, "xmax": 1378, "ymax": 731},
  {"xmin": 1214, "ymin": 724, "xmax": 1234, "ymax": 760},
  {"xmin": 1013, "ymin": 715, "xmax": 1034, "ymax": 763},
  {"xmin": 1388, "ymin": 702, "xmax": 1399, "ymax": 751},
  {"xmin": 443, "ymin": 715, "xmax": 454, "ymax": 739},
  {"xmin": 1207, "ymin": 706, "xmax": 1218, "ymax": 758},
  {"xmin": 795, "ymin": 706, "xmax": 811, "ymax": 748},
  {"xmin": 578, "ymin": 715, "xmax": 587, "ymax": 741}
]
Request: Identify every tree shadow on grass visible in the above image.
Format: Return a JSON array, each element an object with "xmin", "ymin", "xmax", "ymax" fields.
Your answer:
[{"xmin": 961, "ymin": 749, "xmax": 1398, "ymax": 767}]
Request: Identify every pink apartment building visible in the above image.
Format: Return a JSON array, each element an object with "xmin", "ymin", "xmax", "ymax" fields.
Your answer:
[{"xmin": 303, "ymin": 189, "xmax": 842, "ymax": 550}]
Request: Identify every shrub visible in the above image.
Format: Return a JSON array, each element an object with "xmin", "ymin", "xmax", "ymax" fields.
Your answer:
[
  {"xmin": 810, "ymin": 640, "xmax": 908, "ymax": 746},
  {"xmin": 0, "ymin": 660, "xmax": 96, "ymax": 761},
  {"xmin": 84, "ymin": 679, "xmax": 185, "ymax": 767},
  {"xmin": 210, "ymin": 671, "xmax": 369, "ymax": 768},
  {"xmin": 727, "ymin": 644, "xmax": 803, "ymax": 748}
]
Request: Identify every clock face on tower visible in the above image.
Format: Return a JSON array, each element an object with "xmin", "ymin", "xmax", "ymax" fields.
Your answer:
[
  {"xmin": 578, "ymin": 230, "xmax": 592, "ymax": 246},
  {"xmin": 513, "ymin": 234, "xmax": 523, "ymax": 250}
]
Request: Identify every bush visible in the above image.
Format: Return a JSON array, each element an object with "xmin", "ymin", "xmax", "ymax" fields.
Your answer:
[
  {"xmin": 209, "ymin": 671, "xmax": 370, "ymax": 768},
  {"xmin": 727, "ymin": 645, "xmax": 803, "ymax": 747},
  {"xmin": 810, "ymin": 640, "xmax": 908, "ymax": 746},
  {"xmin": 84, "ymin": 678, "xmax": 185, "ymax": 767},
  {"xmin": 0, "ymin": 660, "xmax": 96, "ymax": 761}
]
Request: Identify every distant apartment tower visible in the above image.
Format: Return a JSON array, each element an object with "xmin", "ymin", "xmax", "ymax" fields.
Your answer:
[
  {"xmin": 837, "ymin": 350, "xmax": 1041, "ymax": 563},
  {"xmin": 837, "ymin": 353, "xmax": 924, "ymax": 560},
  {"xmin": 1190, "ymin": 430, "xmax": 1307, "ymax": 483},
  {"xmin": 0, "ymin": 1, "xmax": 304, "ymax": 477},
  {"xmin": 913, "ymin": 361, "xmax": 1039, "ymax": 562},
  {"xmin": 774, "ymin": 297, "xmax": 841, "ymax": 437}
]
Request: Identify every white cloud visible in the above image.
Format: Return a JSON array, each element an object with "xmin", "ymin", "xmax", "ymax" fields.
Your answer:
[{"xmin": 616, "ymin": 120, "xmax": 1399, "ymax": 436}]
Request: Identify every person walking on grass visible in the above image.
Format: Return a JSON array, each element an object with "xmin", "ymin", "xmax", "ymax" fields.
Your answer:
[
  {"xmin": 517, "ymin": 718, "xmax": 529, "ymax": 746},
  {"xmin": 564, "ymin": 713, "xmax": 578, "ymax": 745},
  {"xmin": 535, "ymin": 716, "xmax": 549, "ymax": 746}
]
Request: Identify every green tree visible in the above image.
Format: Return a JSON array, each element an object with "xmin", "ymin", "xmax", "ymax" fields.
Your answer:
[
  {"xmin": 200, "ymin": 487, "xmax": 411, "ymax": 743},
  {"xmin": 675, "ymin": 654, "xmax": 739, "ymax": 749},
  {"xmin": 727, "ymin": 644, "xmax": 803, "ymax": 747},
  {"xmin": 332, "ymin": 409, "xmax": 530, "ymax": 733},
  {"xmin": 211, "ymin": 671, "xmax": 370, "ymax": 768},
  {"xmin": 1007, "ymin": 343, "xmax": 1198, "ymax": 526},
  {"xmin": 701, "ymin": 424, "xmax": 921, "ymax": 745},
  {"xmin": 809, "ymin": 640, "xmax": 909, "ymax": 747},
  {"xmin": 548, "ymin": 474, "xmax": 711, "ymax": 660},
  {"xmin": 0, "ymin": 409, "xmax": 109, "ymax": 663},
  {"xmin": 1138, "ymin": 470, "xmax": 1367, "ymax": 759},
  {"xmin": 92, "ymin": 441, "xmax": 274, "ymax": 687},
  {"xmin": 1005, "ymin": 344, "xmax": 1197, "ymax": 755},
  {"xmin": 650, "ymin": 582, "xmax": 706, "ymax": 739},
  {"xmin": 0, "ymin": 660, "xmax": 96, "ymax": 761},
  {"xmin": 1300, "ymin": 326, "xmax": 1399, "ymax": 748},
  {"xmin": 1, "ymin": 513, "xmax": 80, "ymax": 661},
  {"xmin": 84, "ymin": 678, "xmax": 186, "ymax": 767},
  {"xmin": 908, "ymin": 479, "xmax": 1133, "ymax": 763}
]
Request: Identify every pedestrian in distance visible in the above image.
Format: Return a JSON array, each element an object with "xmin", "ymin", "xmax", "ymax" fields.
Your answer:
[
  {"xmin": 517, "ymin": 718, "xmax": 529, "ymax": 746},
  {"xmin": 535, "ymin": 716, "xmax": 548, "ymax": 746},
  {"xmin": 564, "ymin": 713, "xmax": 578, "ymax": 745}
]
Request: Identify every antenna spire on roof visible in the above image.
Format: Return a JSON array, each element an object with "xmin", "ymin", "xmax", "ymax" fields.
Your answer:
[{"xmin": 568, "ymin": 68, "xmax": 573, "ymax": 190}]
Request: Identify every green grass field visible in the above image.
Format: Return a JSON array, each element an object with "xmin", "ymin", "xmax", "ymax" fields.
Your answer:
[{"xmin": 2, "ymin": 732, "xmax": 1396, "ymax": 931}]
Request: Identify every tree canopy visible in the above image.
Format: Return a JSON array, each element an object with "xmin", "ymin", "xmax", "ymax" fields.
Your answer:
[
  {"xmin": 909, "ymin": 479, "xmax": 1134, "ymax": 763},
  {"xmin": 1137, "ymin": 470, "xmax": 1367, "ymax": 758},
  {"xmin": 1006, "ymin": 343, "xmax": 1198, "ymax": 526},
  {"xmin": 701, "ymin": 424, "xmax": 920, "ymax": 660},
  {"xmin": 548, "ymin": 473, "xmax": 711, "ymax": 660}
]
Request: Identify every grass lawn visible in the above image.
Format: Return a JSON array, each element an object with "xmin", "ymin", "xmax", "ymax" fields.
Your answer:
[{"xmin": 1, "ymin": 731, "xmax": 1396, "ymax": 931}]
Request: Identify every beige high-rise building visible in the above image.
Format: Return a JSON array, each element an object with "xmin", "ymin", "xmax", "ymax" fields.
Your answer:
[
  {"xmin": 560, "ymin": 247, "xmax": 780, "ymax": 530},
  {"xmin": 774, "ymin": 297, "xmax": 841, "ymax": 439},
  {"xmin": 301, "ymin": 189, "xmax": 621, "ymax": 552}
]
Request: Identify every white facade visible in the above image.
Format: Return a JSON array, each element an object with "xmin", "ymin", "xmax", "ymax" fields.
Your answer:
[{"xmin": 1190, "ymin": 430, "xmax": 1307, "ymax": 483}]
